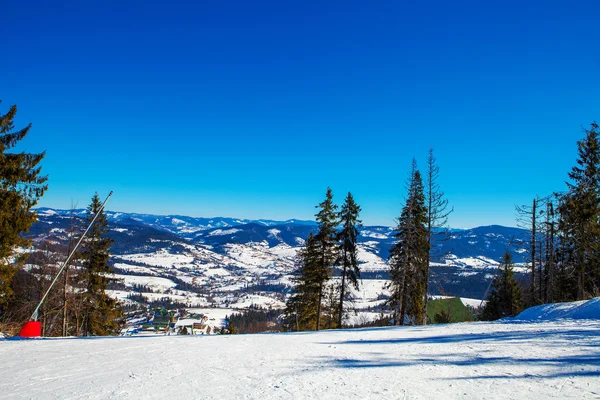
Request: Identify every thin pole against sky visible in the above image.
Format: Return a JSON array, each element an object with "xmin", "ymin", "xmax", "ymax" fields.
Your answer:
[{"xmin": 29, "ymin": 191, "xmax": 113, "ymax": 322}]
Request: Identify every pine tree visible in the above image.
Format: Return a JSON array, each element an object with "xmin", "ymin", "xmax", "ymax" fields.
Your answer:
[
  {"xmin": 228, "ymin": 319, "xmax": 237, "ymax": 334},
  {"xmin": 389, "ymin": 161, "xmax": 428, "ymax": 325},
  {"xmin": 0, "ymin": 101, "xmax": 48, "ymax": 314},
  {"xmin": 80, "ymin": 193, "xmax": 122, "ymax": 336},
  {"xmin": 336, "ymin": 192, "xmax": 362, "ymax": 328},
  {"xmin": 313, "ymin": 187, "xmax": 338, "ymax": 330},
  {"xmin": 424, "ymin": 148, "xmax": 452, "ymax": 325},
  {"xmin": 540, "ymin": 198, "xmax": 557, "ymax": 303},
  {"xmin": 480, "ymin": 250, "xmax": 523, "ymax": 320},
  {"xmin": 285, "ymin": 233, "xmax": 323, "ymax": 331},
  {"xmin": 555, "ymin": 198, "xmax": 578, "ymax": 301},
  {"xmin": 559, "ymin": 122, "xmax": 600, "ymax": 299}
]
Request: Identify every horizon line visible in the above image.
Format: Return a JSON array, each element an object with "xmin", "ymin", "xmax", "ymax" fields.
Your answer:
[{"xmin": 34, "ymin": 206, "xmax": 522, "ymax": 231}]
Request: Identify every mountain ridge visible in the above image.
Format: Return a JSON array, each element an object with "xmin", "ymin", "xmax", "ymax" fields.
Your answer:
[{"xmin": 27, "ymin": 208, "xmax": 532, "ymax": 302}]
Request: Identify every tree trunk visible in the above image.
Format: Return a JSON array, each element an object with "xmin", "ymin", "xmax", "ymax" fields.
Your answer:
[
  {"xmin": 538, "ymin": 242, "xmax": 543, "ymax": 302},
  {"xmin": 424, "ymin": 241, "xmax": 430, "ymax": 325},
  {"xmin": 316, "ymin": 283, "xmax": 323, "ymax": 331},
  {"xmin": 62, "ymin": 267, "xmax": 68, "ymax": 336},
  {"xmin": 398, "ymin": 267, "xmax": 407, "ymax": 326},
  {"xmin": 338, "ymin": 249, "xmax": 347, "ymax": 328},
  {"xmin": 531, "ymin": 199, "xmax": 537, "ymax": 303}
]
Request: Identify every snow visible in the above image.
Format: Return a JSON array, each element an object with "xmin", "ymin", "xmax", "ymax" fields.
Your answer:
[
  {"xmin": 119, "ymin": 250, "xmax": 194, "ymax": 268},
  {"xmin": 203, "ymin": 267, "xmax": 230, "ymax": 277},
  {"xmin": 186, "ymin": 307, "xmax": 233, "ymax": 327},
  {"xmin": 268, "ymin": 228, "xmax": 281, "ymax": 239},
  {"xmin": 105, "ymin": 290, "xmax": 135, "ymax": 302},
  {"xmin": 107, "ymin": 289, "xmax": 207, "ymax": 306},
  {"xmin": 350, "ymin": 279, "xmax": 389, "ymax": 309},
  {"xmin": 459, "ymin": 297, "xmax": 485, "ymax": 308},
  {"xmin": 360, "ymin": 230, "xmax": 388, "ymax": 239},
  {"xmin": 38, "ymin": 209, "xmax": 57, "ymax": 216},
  {"xmin": 513, "ymin": 297, "xmax": 600, "ymax": 321},
  {"xmin": 113, "ymin": 274, "xmax": 177, "ymax": 292},
  {"xmin": 2, "ymin": 316, "xmax": 599, "ymax": 398},
  {"xmin": 112, "ymin": 263, "xmax": 157, "ymax": 275},
  {"xmin": 269, "ymin": 243, "xmax": 298, "ymax": 258},
  {"xmin": 228, "ymin": 293, "xmax": 285, "ymax": 309},
  {"xmin": 356, "ymin": 244, "xmax": 388, "ymax": 271},
  {"xmin": 207, "ymin": 228, "xmax": 241, "ymax": 236},
  {"xmin": 431, "ymin": 295, "xmax": 485, "ymax": 309},
  {"xmin": 345, "ymin": 311, "xmax": 387, "ymax": 325}
]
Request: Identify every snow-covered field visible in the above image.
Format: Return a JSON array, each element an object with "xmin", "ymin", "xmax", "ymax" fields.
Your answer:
[{"xmin": 3, "ymin": 302, "xmax": 599, "ymax": 399}]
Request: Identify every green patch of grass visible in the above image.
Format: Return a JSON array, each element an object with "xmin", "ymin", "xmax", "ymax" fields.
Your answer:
[{"xmin": 427, "ymin": 297, "xmax": 474, "ymax": 324}]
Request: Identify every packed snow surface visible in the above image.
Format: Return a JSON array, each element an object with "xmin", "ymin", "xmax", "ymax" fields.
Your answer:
[
  {"xmin": 514, "ymin": 297, "xmax": 600, "ymax": 321},
  {"xmin": 2, "ymin": 318, "xmax": 599, "ymax": 399}
]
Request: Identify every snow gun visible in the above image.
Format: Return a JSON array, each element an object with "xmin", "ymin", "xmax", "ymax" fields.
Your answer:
[{"xmin": 18, "ymin": 191, "xmax": 114, "ymax": 338}]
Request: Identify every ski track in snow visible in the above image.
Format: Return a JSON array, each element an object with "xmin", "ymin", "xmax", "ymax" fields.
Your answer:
[{"xmin": 2, "ymin": 319, "xmax": 599, "ymax": 399}]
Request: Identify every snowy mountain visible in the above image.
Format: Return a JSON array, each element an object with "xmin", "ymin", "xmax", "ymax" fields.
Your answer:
[
  {"xmin": 27, "ymin": 208, "xmax": 532, "ymax": 311},
  {"xmin": 35, "ymin": 208, "xmax": 316, "ymax": 239}
]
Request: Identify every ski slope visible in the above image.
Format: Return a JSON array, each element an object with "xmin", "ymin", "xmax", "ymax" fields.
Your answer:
[{"xmin": 2, "ymin": 316, "xmax": 599, "ymax": 399}]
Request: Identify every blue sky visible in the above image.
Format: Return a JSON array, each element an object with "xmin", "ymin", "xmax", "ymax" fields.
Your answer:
[{"xmin": 2, "ymin": 1, "xmax": 599, "ymax": 228}]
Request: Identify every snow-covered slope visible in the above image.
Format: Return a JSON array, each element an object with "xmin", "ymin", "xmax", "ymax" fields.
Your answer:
[
  {"xmin": 513, "ymin": 297, "xmax": 600, "ymax": 321},
  {"xmin": 3, "ymin": 317, "xmax": 599, "ymax": 399}
]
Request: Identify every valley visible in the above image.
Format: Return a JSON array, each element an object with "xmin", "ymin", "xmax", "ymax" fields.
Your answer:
[{"xmin": 26, "ymin": 208, "xmax": 532, "ymax": 331}]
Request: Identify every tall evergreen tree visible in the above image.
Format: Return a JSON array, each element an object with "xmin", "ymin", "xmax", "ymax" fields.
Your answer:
[
  {"xmin": 336, "ymin": 192, "xmax": 362, "ymax": 328},
  {"xmin": 314, "ymin": 187, "xmax": 338, "ymax": 330},
  {"xmin": 543, "ymin": 198, "xmax": 557, "ymax": 303},
  {"xmin": 389, "ymin": 161, "xmax": 428, "ymax": 325},
  {"xmin": 0, "ymin": 101, "xmax": 48, "ymax": 314},
  {"xmin": 424, "ymin": 148, "xmax": 452, "ymax": 325},
  {"xmin": 80, "ymin": 193, "xmax": 122, "ymax": 336},
  {"xmin": 285, "ymin": 233, "xmax": 323, "ymax": 331},
  {"xmin": 555, "ymin": 196, "xmax": 578, "ymax": 301},
  {"xmin": 480, "ymin": 250, "xmax": 523, "ymax": 320},
  {"xmin": 559, "ymin": 122, "xmax": 600, "ymax": 299}
]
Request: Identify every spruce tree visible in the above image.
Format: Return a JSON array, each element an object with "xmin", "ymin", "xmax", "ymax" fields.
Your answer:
[
  {"xmin": 555, "ymin": 199, "xmax": 578, "ymax": 301},
  {"xmin": 336, "ymin": 192, "xmax": 362, "ymax": 328},
  {"xmin": 285, "ymin": 233, "xmax": 322, "ymax": 330},
  {"xmin": 313, "ymin": 187, "xmax": 338, "ymax": 330},
  {"xmin": 559, "ymin": 122, "xmax": 600, "ymax": 299},
  {"xmin": 0, "ymin": 101, "xmax": 48, "ymax": 314},
  {"xmin": 80, "ymin": 193, "xmax": 122, "ymax": 336},
  {"xmin": 480, "ymin": 250, "xmax": 523, "ymax": 320},
  {"xmin": 389, "ymin": 161, "xmax": 428, "ymax": 325}
]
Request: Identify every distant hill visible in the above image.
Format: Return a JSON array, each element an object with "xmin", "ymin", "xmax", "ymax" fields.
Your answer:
[{"xmin": 28, "ymin": 208, "xmax": 531, "ymax": 301}]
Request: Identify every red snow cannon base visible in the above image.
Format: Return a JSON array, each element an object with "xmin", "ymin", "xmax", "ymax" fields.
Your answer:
[{"xmin": 19, "ymin": 321, "xmax": 41, "ymax": 338}]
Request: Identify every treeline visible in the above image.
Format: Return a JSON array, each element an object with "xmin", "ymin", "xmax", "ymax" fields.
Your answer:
[
  {"xmin": 284, "ymin": 190, "xmax": 362, "ymax": 331},
  {"xmin": 0, "ymin": 101, "xmax": 122, "ymax": 336},
  {"xmin": 285, "ymin": 150, "xmax": 451, "ymax": 330},
  {"xmin": 225, "ymin": 306, "xmax": 283, "ymax": 334},
  {"xmin": 481, "ymin": 122, "xmax": 600, "ymax": 320}
]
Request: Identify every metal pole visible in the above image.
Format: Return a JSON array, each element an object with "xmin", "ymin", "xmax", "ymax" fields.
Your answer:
[{"xmin": 30, "ymin": 191, "xmax": 113, "ymax": 321}]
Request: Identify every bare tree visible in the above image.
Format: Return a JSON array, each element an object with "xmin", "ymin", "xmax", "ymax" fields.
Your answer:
[
  {"xmin": 516, "ymin": 197, "xmax": 543, "ymax": 304},
  {"xmin": 424, "ymin": 149, "xmax": 452, "ymax": 325}
]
